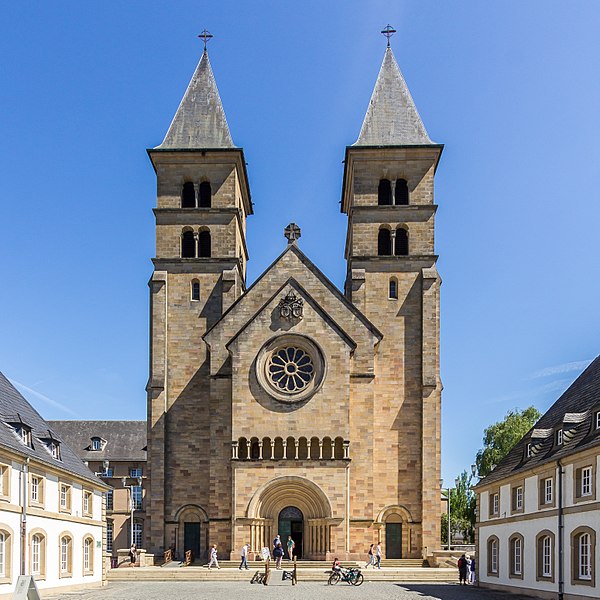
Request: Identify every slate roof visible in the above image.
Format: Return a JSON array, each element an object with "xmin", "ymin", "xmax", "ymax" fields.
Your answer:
[
  {"xmin": 157, "ymin": 50, "xmax": 235, "ymax": 149},
  {"xmin": 355, "ymin": 47, "xmax": 433, "ymax": 146},
  {"xmin": 477, "ymin": 356, "xmax": 600, "ymax": 488},
  {"xmin": 0, "ymin": 372, "xmax": 106, "ymax": 487},
  {"xmin": 49, "ymin": 420, "xmax": 147, "ymax": 462}
]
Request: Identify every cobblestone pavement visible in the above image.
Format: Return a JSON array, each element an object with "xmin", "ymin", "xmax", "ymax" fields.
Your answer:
[{"xmin": 46, "ymin": 582, "xmax": 538, "ymax": 600}]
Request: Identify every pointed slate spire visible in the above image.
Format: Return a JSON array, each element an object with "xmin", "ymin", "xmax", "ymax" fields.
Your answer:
[
  {"xmin": 157, "ymin": 49, "xmax": 235, "ymax": 149},
  {"xmin": 354, "ymin": 47, "xmax": 433, "ymax": 146}
]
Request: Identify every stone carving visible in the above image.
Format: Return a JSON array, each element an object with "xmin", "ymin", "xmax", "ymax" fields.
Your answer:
[
  {"xmin": 278, "ymin": 291, "xmax": 303, "ymax": 320},
  {"xmin": 284, "ymin": 223, "xmax": 301, "ymax": 244}
]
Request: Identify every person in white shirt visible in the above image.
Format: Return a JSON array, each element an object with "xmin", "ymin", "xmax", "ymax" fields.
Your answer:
[
  {"xmin": 239, "ymin": 543, "xmax": 250, "ymax": 570},
  {"xmin": 375, "ymin": 543, "xmax": 382, "ymax": 569},
  {"xmin": 208, "ymin": 544, "xmax": 220, "ymax": 569}
]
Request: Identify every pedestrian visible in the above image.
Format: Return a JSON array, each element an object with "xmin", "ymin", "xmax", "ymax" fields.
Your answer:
[
  {"xmin": 457, "ymin": 553, "xmax": 467, "ymax": 585},
  {"xmin": 273, "ymin": 542, "xmax": 284, "ymax": 569},
  {"xmin": 465, "ymin": 555, "xmax": 472, "ymax": 585},
  {"xmin": 273, "ymin": 534, "xmax": 281, "ymax": 550},
  {"xmin": 208, "ymin": 544, "xmax": 220, "ymax": 569},
  {"xmin": 375, "ymin": 542, "xmax": 382, "ymax": 569},
  {"xmin": 239, "ymin": 542, "xmax": 250, "ymax": 570},
  {"xmin": 365, "ymin": 543, "xmax": 375, "ymax": 568},
  {"xmin": 287, "ymin": 535, "xmax": 295, "ymax": 560},
  {"xmin": 129, "ymin": 543, "xmax": 137, "ymax": 567},
  {"xmin": 470, "ymin": 556, "xmax": 476, "ymax": 584}
]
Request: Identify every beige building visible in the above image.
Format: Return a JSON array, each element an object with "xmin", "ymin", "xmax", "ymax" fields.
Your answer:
[
  {"xmin": 146, "ymin": 43, "xmax": 443, "ymax": 561},
  {"xmin": 476, "ymin": 356, "xmax": 600, "ymax": 599},
  {"xmin": 50, "ymin": 421, "xmax": 147, "ymax": 559}
]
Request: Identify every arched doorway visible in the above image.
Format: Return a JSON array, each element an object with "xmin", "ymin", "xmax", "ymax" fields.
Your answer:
[
  {"xmin": 278, "ymin": 506, "xmax": 303, "ymax": 558},
  {"xmin": 175, "ymin": 505, "xmax": 209, "ymax": 561}
]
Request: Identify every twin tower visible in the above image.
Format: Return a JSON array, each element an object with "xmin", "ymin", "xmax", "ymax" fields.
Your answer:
[{"xmin": 146, "ymin": 41, "xmax": 442, "ymax": 561}]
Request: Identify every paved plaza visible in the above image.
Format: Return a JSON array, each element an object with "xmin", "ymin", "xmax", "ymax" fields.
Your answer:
[{"xmin": 47, "ymin": 582, "xmax": 536, "ymax": 600}]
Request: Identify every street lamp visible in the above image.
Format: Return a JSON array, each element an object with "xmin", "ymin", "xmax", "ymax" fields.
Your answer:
[{"xmin": 122, "ymin": 476, "xmax": 143, "ymax": 548}]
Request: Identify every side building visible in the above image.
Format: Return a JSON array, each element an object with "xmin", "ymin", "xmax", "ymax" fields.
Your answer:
[
  {"xmin": 49, "ymin": 421, "xmax": 147, "ymax": 559},
  {"xmin": 0, "ymin": 373, "xmax": 108, "ymax": 597},
  {"xmin": 476, "ymin": 355, "xmax": 600, "ymax": 600}
]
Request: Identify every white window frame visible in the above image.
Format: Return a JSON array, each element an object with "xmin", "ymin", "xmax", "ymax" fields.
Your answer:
[
  {"xmin": 60, "ymin": 536, "xmax": 71, "ymax": 574},
  {"xmin": 544, "ymin": 478, "xmax": 553, "ymax": 504},
  {"xmin": 132, "ymin": 486, "xmax": 143, "ymax": 510},
  {"xmin": 129, "ymin": 468, "xmax": 143, "ymax": 478},
  {"xmin": 91, "ymin": 438, "xmax": 101, "ymax": 451},
  {"xmin": 516, "ymin": 486, "xmax": 523, "ymax": 510},
  {"xmin": 83, "ymin": 537, "xmax": 92, "ymax": 572},
  {"xmin": 492, "ymin": 493, "xmax": 499, "ymax": 515},
  {"xmin": 579, "ymin": 533, "xmax": 591, "ymax": 580},
  {"xmin": 60, "ymin": 484, "xmax": 68, "ymax": 510},
  {"xmin": 542, "ymin": 536, "xmax": 552, "ymax": 577},
  {"xmin": 596, "ymin": 411, "xmax": 600, "ymax": 430},
  {"xmin": 557, "ymin": 429, "xmax": 563, "ymax": 445},
  {"xmin": 0, "ymin": 532, "xmax": 5, "ymax": 578},
  {"xmin": 31, "ymin": 534, "xmax": 41, "ymax": 575},
  {"xmin": 133, "ymin": 522, "xmax": 143, "ymax": 547},
  {"xmin": 490, "ymin": 539, "xmax": 498, "ymax": 573},
  {"xmin": 106, "ymin": 522, "xmax": 113, "ymax": 553},
  {"xmin": 513, "ymin": 537, "xmax": 522, "ymax": 575},
  {"xmin": 581, "ymin": 466, "xmax": 592, "ymax": 497},
  {"xmin": 31, "ymin": 476, "xmax": 39, "ymax": 503},
  {"xmin": 526, "ymin": 443, "xmax": 532, "ymax": 457},
  {"xmin": 106, "ymin": 489, "xmax": 113, "ymax": 511}
]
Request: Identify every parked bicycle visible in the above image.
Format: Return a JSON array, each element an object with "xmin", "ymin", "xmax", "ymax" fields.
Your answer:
[{"xmin": 328, "ymin": 566, "xmax": 364, "ymax": 586}]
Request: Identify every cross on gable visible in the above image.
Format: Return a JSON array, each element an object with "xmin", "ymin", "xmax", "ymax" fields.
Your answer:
[{"xmin": 284, "ymin": 223, "xmax": 301, "ymax": 244}]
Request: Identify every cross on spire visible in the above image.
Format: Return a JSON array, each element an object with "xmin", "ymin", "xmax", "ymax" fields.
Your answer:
[
  {"xmin": 198, "ymin": 29, "xmax": 213, "ymax": 51},
  {"xmin": 380, "ymin": 24, "xmax": 396, "ymax": 47},
  {"xmin": 284, "ymin": 223, "xmax": 301, "ymax": 244}
]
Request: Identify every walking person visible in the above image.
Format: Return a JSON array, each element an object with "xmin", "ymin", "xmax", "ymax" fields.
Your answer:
[
  {"xmin": 272, "ymin": 534, "xmax": 281, "ymax": 550},
  {"xmin": 469, "ymin": 556, "xmax": 476, "ymax": 584},
  {"xmin": 208, "ymin": 544, "xmax": 220, "ymax": 569},
  {"xmin": 286, "ymin": 535, "xmax": 295, "ymax": 560},
  {"xmin": 375, "ymin": 542, "xmax": 382, "ymax": 569},
  {"xmin": 239, "ymin": 542, "xmax": 250, "ymax": 570},
  {"xmin": 365, "ymin": 544, "xmax": 375, "ymax": 568},
  {"xmin": 273, "ymin": 542, "xmax": 284, "ymax": 569},
  {"xmin": 457, "ymin": 553, "xmax": 467, "ymax": 585}
]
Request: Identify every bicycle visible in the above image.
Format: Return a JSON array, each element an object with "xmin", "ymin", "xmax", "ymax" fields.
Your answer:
[{"xmin": 328, "ymin": 567, "xmax": 364, "ymax": 586}]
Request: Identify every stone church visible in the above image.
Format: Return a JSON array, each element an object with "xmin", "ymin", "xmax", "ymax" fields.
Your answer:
[{"xmin": 146, "ymin": 40, "xmax": 442, "ymax": 561}]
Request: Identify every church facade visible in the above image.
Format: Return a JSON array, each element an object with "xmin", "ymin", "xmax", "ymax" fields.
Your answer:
[{"xmin": 146, "ymin": 42, "xmax": 443, "ymax": 561}]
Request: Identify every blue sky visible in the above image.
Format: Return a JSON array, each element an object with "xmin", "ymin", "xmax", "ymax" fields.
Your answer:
[{"xmin": 0, "ymin": 1, "xmax": 598, "ymax": 485}]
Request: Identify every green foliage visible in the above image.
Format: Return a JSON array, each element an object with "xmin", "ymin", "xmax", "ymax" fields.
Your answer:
[
  {"xmin": 441, "ymin": 470, "xmax": 476, "ymax": 544},
  {"xmin": 475, "ymin": 406, "xmax": 541, "ymax": 478}
]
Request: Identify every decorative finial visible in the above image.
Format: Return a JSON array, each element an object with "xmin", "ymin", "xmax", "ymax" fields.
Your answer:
[
  {"xmin": 284, "ymin": 223, "xmax": 301, "ymax": 244},
  {"xmin": 198, "ymin": 29, "xmax": 213, "ymax": 52},
  {"xmin": 381, "ymin": 24, "xmax": 396, "ymax": 47}
]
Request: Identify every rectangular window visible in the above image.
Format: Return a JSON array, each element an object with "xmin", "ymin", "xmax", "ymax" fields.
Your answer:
[
  {"xmin": 133, "ymin": 523, "xmax": 143, "ymax": 547},
  {"xmin": 31, "ymin": 476, "xmax": 39, "ymax": 503},
  {"xmin": 83, "ymin": 490, "xmax": 92, "ymax": 516},
  {"xmin": 582, "ymin": 466, "xmax": 592, "ymax": 497},
  {"xmin": 104, "ymin": 467, "xmax": 113, "ymax": 477},
  {"xmin": 512, "ymin": 485, "xmax": 523, "ymax": 512},
  {"xmin": 0, "ymin": 465, "xmax": 6, "ymax": 497},
  {"xmin": 19, "ymin": 427, "xmax": 31, "ymax": 447},
  {"xmin": 129, "ymin": 468, "xmax": 143, "ymax": 478},
  {"xmin": 544, "ymin": 478, "xmax": 553, "ymax": 504},
  {"xmin": 106, "ymin": 490, "xmax": 113, "ymax": 511},
  {"xmin": 542, "ymin": 536, "xmax": 552, "ymax": 577},
  {"xmin": 132, "ymin": 486, "xmax": 143, "ymax": 510},
  {"xmin": 527, "ymin": 443, "xmax": 532, "ymax": 457},
  {"xmin": 557, "ymin": 429, "xmax": 563, "ymax": 445},
  {"xmin": 106, "ymin": 522, "xmax": 113, "ymax": 553},
  {"xmin": 492, "ymin": 492, "xmax": 499, "ymax": 515},
  {"xmin": 60, "ymin": 538, "xmax": 70, "ymax": 574},
  {"xmin": 59, "ymin": 484, "xmax": 70, "ymax": 511}
]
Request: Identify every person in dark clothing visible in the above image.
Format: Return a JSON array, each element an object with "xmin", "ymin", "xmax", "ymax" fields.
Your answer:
[{"xmin": 458, "ymin": 554, "xmax": 468, "ymax": 585}]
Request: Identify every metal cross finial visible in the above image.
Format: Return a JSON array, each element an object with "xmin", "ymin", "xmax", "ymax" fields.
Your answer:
[
  {"xmin": 381, "ymin": 24, "xmax": 397, "ymax": 47},
  {"xmin": 284, "ymin": 223, "xmax": 301, "ymax": 244},
  {"xmin": 198, "ymin": 29, "xmax": 213, "ymax": 51}
]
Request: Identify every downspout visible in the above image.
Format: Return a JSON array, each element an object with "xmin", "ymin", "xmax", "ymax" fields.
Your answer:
[
  {"xmin": 557, "ymin": 459, "xmax": 564, "ymax": 600},
  {"xmin": 20, "ymin": 457, "xmax": 30, "ymax": 576}
]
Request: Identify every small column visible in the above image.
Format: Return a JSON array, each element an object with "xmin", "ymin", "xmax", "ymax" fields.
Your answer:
[
  {"xmin": 283, "ymin": 440, "xmax": 288, "ymax": 459},
  {"xmin": 246, "ymin": 440, "xmax": 251, "ymax": 459},
  {"xmin": 318, "ymin": 440, "xmax": 323, "ymax": 460},
  {"xmin": 258, "ymin": 441, "xmax": 263, "ymax": 460},
  {"xmin": 343, "ymin": 440, "xmax": 350, "ymax": 459},
  {"xmin": 193, "ymin": 231, "xmax": 199, "ymax": 257},
  {"xmin": 307, "ymin": 439, "xmax": 312, "ymax": 458},
  {"xmin": 270, "ymin": 439, "xmax": 275, "ymax": 459},
  {"xmin": 294, "ymin": 439, "xmax": 299, "ymax": 460},
  {"xmin": 232, "ymin": 440, "xmax": 239, "ymax": 460},
  {"xmin": 390, "ymin": 228, "xmax": 396, "ymax": 255},
  {"xmin": 330, "ymin": 440, "xmax": 335, "ymax": 459}
]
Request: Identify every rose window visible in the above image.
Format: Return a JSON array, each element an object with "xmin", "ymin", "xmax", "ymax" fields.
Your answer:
[{"xmin": 268, "ymin": 347, "xmax": 314, "ymax": 392}]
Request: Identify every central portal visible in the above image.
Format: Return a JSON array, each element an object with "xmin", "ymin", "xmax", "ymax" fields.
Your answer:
[{"xmin": 278, "ymin": 506, "xmax": 303, "ymax": 558}]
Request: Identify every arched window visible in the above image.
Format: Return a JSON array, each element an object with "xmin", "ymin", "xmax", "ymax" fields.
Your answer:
[
  {"xmin": 181, "ymin": 230, "xmax": 196, "ymax": 258},
  {"xmin": 238, "ymin": 437, "xmax": 248, "ymax": 460},
  {"xmin": 198, "ymin": 230, "xmax": 211, "ymax": 258},
  {"xmin": 250, "ymin": 438, "xmax": 260, "ymax": 460},
  {"xmin": 509, "ymin": 533, "xmax": 524, "ymax": 578},
  {"xmin": 273, "ymin": 437, "xmax": 284, "ymax": 460},
  {"xmin": 198, "ymin": 181, "xmax": 212, "ymax": 208},
  {"xmin": 286, "ymin": 436, "xmax": 295, "ymax": 460},
  {"xmin": 0, "ymin": 528, "xmax": 12, "ymax": 580},
  {"xmin": 334, "ymin": 437, "xmax": 344, "ymax": 460},
  {"xmin": 191, "ymin": 280, "xmax": 200, "ymax": 301},
  {"xmin": 262, "ymin": 437, "xmax": 272, "ymax": 460},
  {"xmin": 309, "ymin": 436, "xmax": 320, "ymax": 460},
  {"xmin": 487, "ymin": 536, "xmax": 499, "ymax": 576},
  {"xmin": 181, "ymin": 182, "xmax": 196, "ymax": 208},
  {"xmin": 60, "ymin": 534, "xmax": 72, "ymax": 576},
  {"xmin": 395, "ymin": 179, "xmax": 409, "ymax": 205},
  {"xmin": 536, "ymin": 531, "xmax": 554, "ymax": 580},
  {"xmin": 0, "ymin": 532, "xmax": 5, "ymax": 578},
  {"xmin": 378, "ymin": 228, "xmax": 392, "ymax": 256},
  {"xmin": 83, "ymin": 536, "xmax": 94, "ymax": 574},
  {"xmin": 572, "ymin": 526, "xmax": 595, "ymax": 583},
  {"xmin": 322, "ymin": 436, "xmax": 333, "ymax": 460},
  {"xmin": 395, "ymin": 227, "xmax": 408, "ymax": 256},
  {"xmin": 378, "ymin": 179, "xmax": 392, "ymax": 205},
  {"xmin": 389, "ymin": 278, "xmax": 398, "ymax": 299},
  {"xmin": 29, "ymin": 530, "xmax": 44, "ymax": 578},
  {"xmin": 298, "ymin": 437, "xmax": 308, "ymax": 460}
]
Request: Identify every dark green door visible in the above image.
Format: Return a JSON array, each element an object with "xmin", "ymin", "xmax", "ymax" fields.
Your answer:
[
  {"xmin": 184, "ymin": 522, "xmax": 201, "ymax": 559},
  {"xmin": 278, "ymin": 506, "xmax": 303, "ymax": 558},
  {"xmin": 386, "ymin": 523, "xmax": 402, "ymax": 558}
]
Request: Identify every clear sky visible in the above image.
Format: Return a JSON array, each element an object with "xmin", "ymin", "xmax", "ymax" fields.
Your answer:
[{"xmin": 0, "ymin": 1, "xmax": 598, "ymax": 485}]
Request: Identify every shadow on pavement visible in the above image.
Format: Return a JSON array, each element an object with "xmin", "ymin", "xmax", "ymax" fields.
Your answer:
[{"xmin": 395, "ymin": 583, "xmax": 540, "ymax": 600}]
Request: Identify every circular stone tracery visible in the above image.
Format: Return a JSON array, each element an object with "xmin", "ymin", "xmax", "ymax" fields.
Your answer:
[{"xmin": 256, "ymin": 335, "xmax": 325, "ymax": 403}]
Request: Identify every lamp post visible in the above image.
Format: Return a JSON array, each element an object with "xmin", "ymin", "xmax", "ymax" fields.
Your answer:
[{"xmin": 122, "ymin": 476, "xmax": 143, "ymax": 547}]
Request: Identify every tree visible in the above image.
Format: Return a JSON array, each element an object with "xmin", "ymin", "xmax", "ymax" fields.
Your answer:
[
  {"xmin": 475, "ymin": 406, "xmax": 541, "ymax": 478},
  {"xmin": 441, "ymin": 470, "xmax": 477, "ymax": 544}
]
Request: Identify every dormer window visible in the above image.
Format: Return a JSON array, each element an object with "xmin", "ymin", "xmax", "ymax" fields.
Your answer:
[
  {"xmin": 11, "ymin": 424, "xmax": 32, "ymax": 448},
  {"xmin": 90, "ymin": 437, "xmax": 102, "ymax": 451},
  {"xmin": 46, "ymin": 440, "xmax": 61, "ymax": 460},
  {"xmin": 526, "ymin": 443, "xmax": 532, "ymax": 458},
  {"xmin": 596, "ymin": 411, "xmax": 600, "ymax": 430},
  {"xmin": 557, "ymin": 429, "xmax": 563, "ymax": 446}
]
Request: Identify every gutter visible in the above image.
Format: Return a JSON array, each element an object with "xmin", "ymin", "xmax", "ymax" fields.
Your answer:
[
  {"xmin": 20, "ymin": 457, "xmax": 29, "ymax": 576},
  {"xmin": 557, "ymin": 459, "xmax": 564, "ymax": 600}
]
